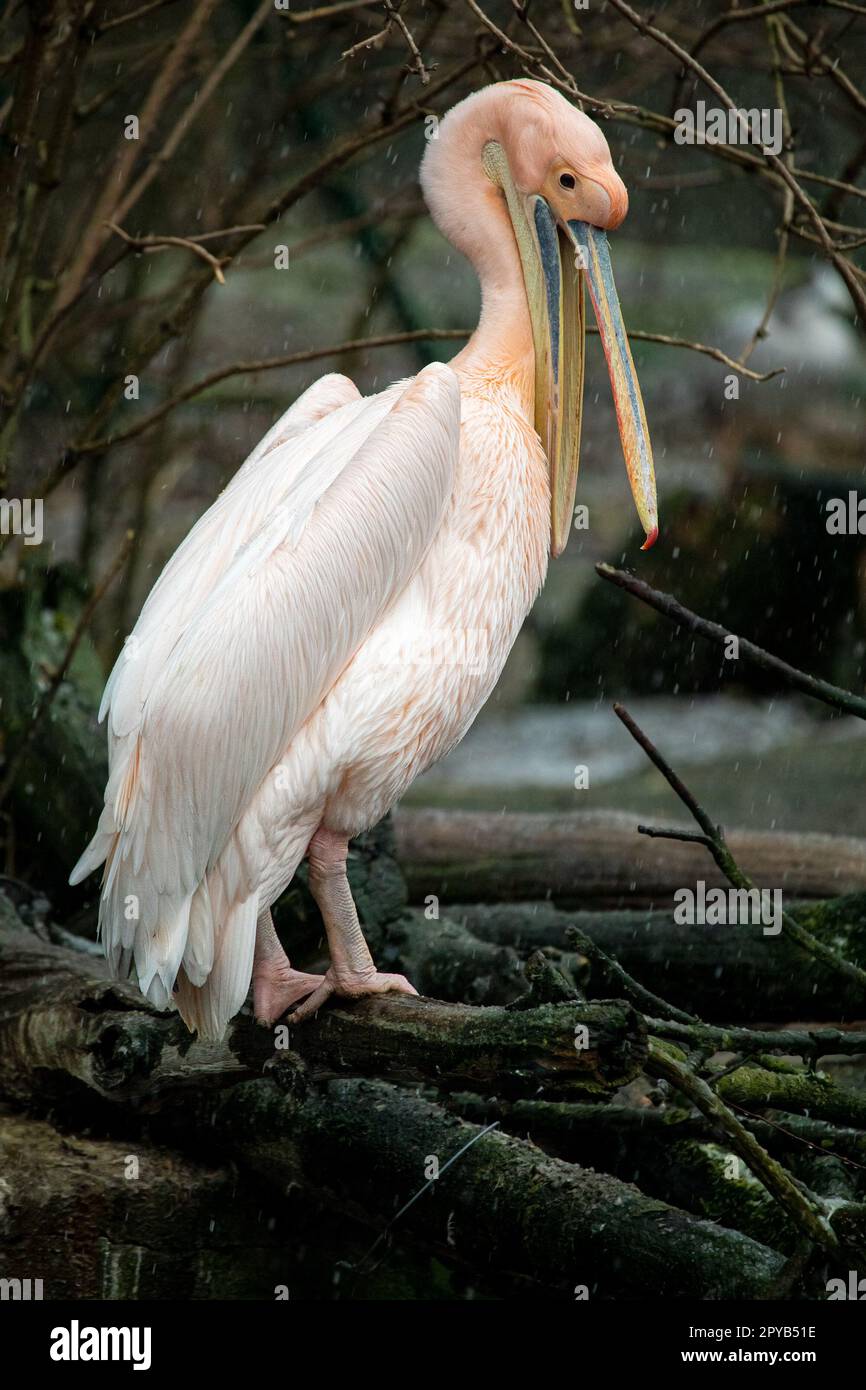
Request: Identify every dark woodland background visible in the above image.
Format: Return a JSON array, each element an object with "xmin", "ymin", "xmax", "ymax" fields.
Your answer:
[
  {"xmin": 2, "ymin": 0, "xmax": 866, "ymax": 850},
  {"xmin": 1, "ymin": 0, "xmax": 866, "ymax": 1304}
]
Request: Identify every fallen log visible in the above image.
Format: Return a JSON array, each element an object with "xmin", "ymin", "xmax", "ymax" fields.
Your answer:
[
  {"xmin": 446, "ymin": 1092, "xmax": 803, "ymax": 1253},
  {"xmin": 451, "ymin": 895, "xmax": 866, "ymax": 1021},
  {"xmin": 0, "ymin": 895, "xmax": 645, "ymax": 1107},
  {"xmin": 716, "ymin": 1064, "xmax": 866, "ymax": 1130},
  {"xmin": 0, "ymin": 893, "xmax": 248, "ymax": 1108},
  {"xmin": 237, "ymin": 993, "xmax": 646, "ymax": 1097},
  {"xmin": 0, "ymin": 1107, "xmax": 472, "ymax": 1301},
  {"xmin": 395, "ymin": 808, "xmax": 866, "ymax": 909},
  {"xmin": 0, "ymin": 1110, "xmax": 263, "ymax": 1300},
  {"xmin": 210, "ymin": 1072, "xmax": 792, "ymax": 1299},
  {"xmin": 0, "ymin": 894, "xmax": 798, "ymax": 1298},
  {"xmin": 374, "ymin": 908, "xmax": 525, "ymax": 1005}
]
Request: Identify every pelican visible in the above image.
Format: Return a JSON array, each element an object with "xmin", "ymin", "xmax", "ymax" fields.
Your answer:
[{"xmin": 71, "ymin": 79, "xmax": 658, "ymax": 1039}]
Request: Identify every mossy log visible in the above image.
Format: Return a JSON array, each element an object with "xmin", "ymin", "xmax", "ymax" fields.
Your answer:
[
  {"xmin": 716, "ymin": 1064, "xmax": 866, "ymax": 1130},
  {"xmin": 0, "ymin": 896, "xmax": 797, "ymax": 1299},
  {"xmin": 395, "ymin": 808, "xmax": 866, "ymax": 909},
  {"xmin": 0, "ymin": 895, "xmax": 646, "ymax": 1108},
  {"xmin": 210, "ymin": 1072, "xmax": 791, "ymax": 1299},
  {"xmin": 452, "ymin": 895, "xmax": 866, "ymax": 1021},
  {"xmin": 446, "ymin": 1094, "xmax": 864, "ymax": 1257},
  {"xmin": 374, "ymin": 908, "xmax": 526, "ymax": 1006},
  {"xmin": 450, "ymin": 1092, "xmax": 801, "ymax": 1255},
  {"xmin": 237, "ymin": 993, "xmax": 646, "ymax": 1098}
]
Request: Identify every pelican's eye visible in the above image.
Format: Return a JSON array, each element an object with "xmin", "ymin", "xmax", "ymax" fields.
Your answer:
[{"xmin": 559, "ymin": 172, "xmax": 576, "ymax": 189}]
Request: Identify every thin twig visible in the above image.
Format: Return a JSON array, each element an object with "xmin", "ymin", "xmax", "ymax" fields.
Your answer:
[
  {"xmin": 95, "ymin": 0, "xmax": 183, "ymax": 33},
  {"xmin": 738, "ymin": 17, "xmax": 795, "ymax": 364},
  {"xmin": 108, "ymin": 0, "xmax": 274, "ymax": 236},
  {"xmin": 733, "ymin": 1104, "xmax": 866, "ymax": 1174},
  {"xmin": 341, "ymin": 25, "xmax": 390, "ymax": 62},
  {"xmin": 105, "ymin": 221, "xmax": 227, "ymax": 284},
  {"xmin": 612, "ymin": 703, "xmax": 866, "ymax": 994},
  {"xmin": 614, "ymin": 328, "xmax": 784, "ymax": 381},
  {"xmin": 51, "ymin": 0, "xmax": 221, "ymax": 315},
  {"xmin": 782, "ymin": 14, "xmax": 866, "ymax": 119},
  {"xmin": 595, "ymin": 563, "xmax": 866, "ymax": 720},
  {"xmin": 70, "ymin": 330, "xmax": 469, "ymax": 459},
  {"xmin": 281, "ymin": 0, "xmax": 379, "ymax": 22},
  {"xmin": 606, "ymin": 0, "xmax": 866, "ymax": 321},
  {"xmin": 648, "ymin": 1039, "xmax": 839, "ymax": 1254},
  {"xmin": 565, "ymin": 925, "xmax": 698, "ymax": 1025},
  {"xmin": 383, "ymin": 0, "xmax": 431, "ymax": 84}
]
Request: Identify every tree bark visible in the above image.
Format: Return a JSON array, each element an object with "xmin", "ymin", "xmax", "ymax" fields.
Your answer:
[
  {"xmin": 0, "ymin": 1110, "xmax": 267, "ymax": 1300},
  {"xmin": 451, "ymin": 895, "xmax": 866, "ymax": 1021},
  {"xmin": 0, "ymin": 896, "xmax": 646, "ymax": 1106},
  {"xmin": 0, "ymin": 894, "xmax": 797, "ymax": 1298},
  {"xmin": 210, "ymin": 1072, "xmax": 791, "ymax": 1300},
  {"xmin": 395, "ymin": 808, "xmax": 866, "ymax": 909}
]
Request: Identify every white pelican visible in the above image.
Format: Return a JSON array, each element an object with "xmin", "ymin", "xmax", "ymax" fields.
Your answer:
[{"xmin": 71, "ymin": 79, "xmax": 658, "ymax": 1039}]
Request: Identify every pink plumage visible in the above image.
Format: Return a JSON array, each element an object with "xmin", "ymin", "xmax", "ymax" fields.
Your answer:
[{"xmin": 72, "ymin": 79, "xmax": 656, "ymax": 1038}]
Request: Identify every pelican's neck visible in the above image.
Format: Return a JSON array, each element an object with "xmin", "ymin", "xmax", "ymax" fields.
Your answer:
[
  {"xmin": 420, "ymin": 93, "xmax": 535, "ymax": 414},
  {"xmin": 452, "ymin": 243, "xmax": 535, "ymax": 408}
]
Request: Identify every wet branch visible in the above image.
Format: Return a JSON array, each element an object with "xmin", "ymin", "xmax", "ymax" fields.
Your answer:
[
  {"xmin": 565, "ymin": 922, "xmax": 698, "ymax": 1026},
  {"xmin": 612, "ymin": 702, "xmax": 866, "ymax": 993},
  {"xmin": 596, "ymin": 563, "xmax": 866, "ymax": 720},
  {"xmin": 105, "ymin": 221, "xmax": 228, "ymax": 284},
  {"xmin": 648, "ymin": 1039, "xmax": 840, "ymax": 1255}
]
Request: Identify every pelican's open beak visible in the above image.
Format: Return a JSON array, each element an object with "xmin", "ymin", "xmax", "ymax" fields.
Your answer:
[
  {"xmin": 483, "ymin": 143, "xmax": 657, "ymax": 556},
  {"xmin": 563, "ymin": 218, "xmax": 657, "ymax": 553}
]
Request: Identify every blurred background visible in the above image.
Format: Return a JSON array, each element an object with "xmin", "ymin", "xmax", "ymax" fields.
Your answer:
[{"xmin": 2, "ymin": 0, "xmax": 866, "ymax": 898}]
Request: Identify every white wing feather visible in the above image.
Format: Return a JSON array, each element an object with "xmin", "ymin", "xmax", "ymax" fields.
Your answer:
[
  {"xmin": 70, "ymin": 375, "xmax": 375, "ymax": 884},
  {"xmin": 72, "ymin": 363, "xmax": 461, "ymax": 1037}
]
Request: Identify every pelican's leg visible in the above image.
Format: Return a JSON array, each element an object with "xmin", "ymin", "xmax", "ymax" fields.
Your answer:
[
  {"xmin": 252, "ymin": 907, "xmax": 324, "ymax": 1025},
  {"xmin": 290, "ymin": 827, "xmax": 417, "ymax": 1022}
]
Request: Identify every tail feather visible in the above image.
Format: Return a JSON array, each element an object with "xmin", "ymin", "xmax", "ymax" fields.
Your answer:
[
  {"xmin": 182, "ymin": 877, "xmax": 215, "ymax": 986},
  {"xmin": 68, "ymin": 832, "xmax": 112, "ymax": 886},
  {"xmin": 173, "ymin": 892, "xmax": 258, "ymax": 1041},
  {"xmin": 71, "ymin": 810, "xmax": 258, "ymax": 1042},
  {"xmin": 68, "ymin": 803, "xmax": 116, "ymax": 886}
]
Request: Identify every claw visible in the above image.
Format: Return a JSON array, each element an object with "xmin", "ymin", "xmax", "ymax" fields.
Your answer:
[
  {"xmin": 289, "ymin": 969, "xmax": 418, "ymax": 1024},
  {"xmin": 253, "ymin": 967, "xmax": 326, "ymax": 1026}
]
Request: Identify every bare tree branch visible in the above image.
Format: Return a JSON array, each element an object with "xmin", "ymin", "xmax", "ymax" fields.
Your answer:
[
  {"xmin": 595, "ymin": 563, "xmax": 866, "ymax": 720},
  {"xmin": 105, "ymin": 220, "xmax": 228, "ymax": 283},
  {"xmin": 612, "ymin": 702, "xmax": 866, "ymax": 993},
  {"xmin": 51, "ymin": 0, "xmax": 221, "ymax": 315}
]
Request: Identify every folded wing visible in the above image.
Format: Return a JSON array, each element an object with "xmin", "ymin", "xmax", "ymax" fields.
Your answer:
[{"xmin": 72, "ymin": 363, "xmax": 461, "ymax": 1035}]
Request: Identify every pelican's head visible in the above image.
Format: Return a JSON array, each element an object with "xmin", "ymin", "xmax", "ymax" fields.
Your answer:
[{"xmin": 421, "ymin": 79, "xmax": 657, "ymax": 555}]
